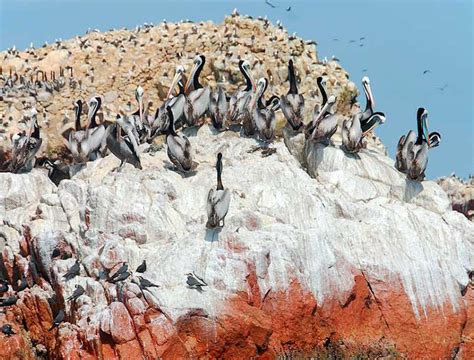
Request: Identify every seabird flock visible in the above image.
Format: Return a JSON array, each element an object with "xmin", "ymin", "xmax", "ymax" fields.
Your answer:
[{"xmin": 0, "ymin": 27, "xmax": 443, "ymax": 333}]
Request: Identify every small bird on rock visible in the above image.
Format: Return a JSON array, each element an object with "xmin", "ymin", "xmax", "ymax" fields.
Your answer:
[
  {"xmin": 186, "ymin": 272, "xmax": 207, "ymax": 292},
  {"xmin": 49, "ymin": 309, "xmax": 65, "ymax": 331},
  {"xmin": 109, "ymin": 271, "xmax": 130, "ymax": 283},
  {"xmin": 67, "ymin": 284, "xmax": 85, "ymax": 302},
  {"xmin": 109, "ymin": 263, "xmax": 128, "ymax": 281},
  {"xmin": 1, "ymin": 324, "xmax": 15, "ymax": 336},
  {"xmin": 63, "ymin": 260, "xmax": 80, "ymax": 281},
  {"xmin": 0, "ymin": 280, "xmax": 9, "ymax": 294},
  {"xmin": 0, "ymin": 296, "xmax": 17, "ymax": 307},
  {"xmin": 135, "ymin": 260, "xmax": 146, "ymax": 273}
]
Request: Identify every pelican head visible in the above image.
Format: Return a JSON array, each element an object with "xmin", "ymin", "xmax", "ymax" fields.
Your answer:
[
  {"xmin": 249, "ymin": 77, "xmax": 268, "ymax": 109},
  {"xmin": 167, "ymin": 65, "xmax": 185, "ymax": 99},
  {"xmin": 239, "ymin": 59, "xmax": 256, "ymax": 91},
  {"xmin": 135, "ymin": 86, "xmax": 144, "ymax": 102},
  {"xmin": 185, "ymin": 54, "xmax": 205, "ymax": 92},
  {"xmin": 87, "ymin": 96, "xmax": 101, "ymax": 128},
  {"xmin": 362, "ymin": 76, "xmax": 375, "ymax": 109}
]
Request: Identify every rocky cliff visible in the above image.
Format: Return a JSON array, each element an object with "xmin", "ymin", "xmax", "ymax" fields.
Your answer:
[{"xmin": 0, "ymin": 14, "xmax": 473, "ymax": 360}]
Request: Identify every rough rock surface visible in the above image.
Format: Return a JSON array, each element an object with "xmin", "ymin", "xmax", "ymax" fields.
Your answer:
[
  {"xmin": 0, "ymin": 123, "xmax": 473, "ymax": 359},
  {"xmin": 437, "ymin": 175, "xmax": 474, "ymax": 221}
]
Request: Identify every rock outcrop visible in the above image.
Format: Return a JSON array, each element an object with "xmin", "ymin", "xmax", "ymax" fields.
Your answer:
[
  {"xmin": 0, "ymin": 123, "xmax": 473, "ymax": 358},
  {"xmin": 437, "ymin": 175, "xmax": 474, "ymax": 221}
]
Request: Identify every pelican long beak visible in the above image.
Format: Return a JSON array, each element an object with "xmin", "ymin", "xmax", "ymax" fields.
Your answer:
[
  {"xmin": 138, "ymin": 96, "xmax": 144, "ymax": 124},
  {"xmin": 184, "ymin": 62, "xmax": 198, "ymax": 93},
  {"xmin": 364, "ymin": 81, "xmax": 375, "ymax": 109},
  {"xmin": 166, "ymin": 71, "xmax": 181, "ymax": 99}
]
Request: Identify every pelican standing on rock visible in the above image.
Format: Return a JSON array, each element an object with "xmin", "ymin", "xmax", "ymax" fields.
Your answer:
[
  {"xmin": 10, "ymin": 109, "xmax": 42, "ymax": 173},
  {"xmin": 360, "ymin": 76, "xmax": 386, "ymax": 133},
  {"xmin": 184, "ymin": 55, "xmax": 210, "ymax": 126},
  {"xmin": 306, "ymin": 95, "xmax": 339, "ymax": 143},
  {"xmin": 228, "ymin": 60, "xmax": 257, "ymax": 125},
  {"xmin": 252, "ymin": 78, "xmax": 280, "ymax": 142},
  {"xmin": 342, "ymin": 111, "xmax": 364, "ymax": 153},
  {"xmin": 165, "ymin": 106, "xmax": 198, "ymax": 172},
  {"xmin": 281, "ymin": 59, "xmax": 304, "ymax": 130},
  {"xmin": 206, "ymin": 153, "xmax": 231, "ymax": 228},
  {"xmin": 209, "ymin": 85, "xmax": 228, "ymax": 130},
  {"xmin": 132, "ymin": 86, "xmax": 149, "ymax": 142}
]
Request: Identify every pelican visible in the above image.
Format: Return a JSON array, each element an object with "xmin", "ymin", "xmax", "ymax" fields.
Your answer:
[
  {"xmin": 152, "ymin": 66, "xmax": 186, "ymax": 136},
  {"xmin": 406, "ymin": 108, "xmax": 431, "ymax": 180},
  {"xmin": 68, "ymin": 97, "xmax": 106, "ymax": 162},
  {"xmin": 206, "ymin": 153, "xmax": 231, "ymax": 228},
  {"xmin": 209, "ymin": 85, "xmax": 228, "ymax": 130},
  {"xmin": 360, "ymin": 76, "xmax": 385, "ymax": 133},
  {"xmin": 131, "ymin": 86, "xmax": 149, "ymax": 141},
  {"xmin": 396, "ymin": 108, "xmax": 441, "ymax": 175},
  {"xmin": 317, "ymin": 76, "xmax": 328, "ymax": 108},
  {"xmin": 228, "ymin": 60, "xmax": 257, "ymax": 124},
  {"xmin": 280, "ymin": 59, "xmax": 304, "ymax": 130},
  {"xmin": 10, "ymin": 110, "xmax": 42, "ymax": 173},
  {"xmin": 306, "ymin": 95, "xmax": 338, "ymax": 143},
  {"xmin": 341, "ymin": 112, "xmax": 364, "ymax": 152},
  {"xmin": 184, "ymin": 55, "xmax": 210, "ymax": 126},
  {"xmin": 105, "ymin": 116, "xmax": 142, "ymax": 171},
  {"xmin": 165, "ymin": 106, "xmax": 198, "ymax": 172},
  {"xmin": 252, "ymin": 79, "xmax": 280, "ymax": 142}
]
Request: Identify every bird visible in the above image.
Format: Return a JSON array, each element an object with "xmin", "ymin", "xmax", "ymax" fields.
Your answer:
[
  {"xmin": 306, "ymin": 96, "xmax": 339, "ymax": 143},
  {"xmin": 186, "ymin": 272, "xmax": 207, "ymax": 292},
  {"xmin": 17, "ymin": 276, "xmax": 28, "ymax": 292},
  {"xmin": 42, "ymin": 159, "xmax": 85, "ymax": 186},
  {"xmin": 342, "ymin": 112, "xmax": 364, "ymax": 153},
  {"xmin": 251, "ymin": 78, "xmax": 280, "ymax": 143},
  {"xmin": 423, "ymin": 70, "xmax": 431, "ymax": 75},
  {"xmin": 265, "ymin": 0, "xmax": 277, "ymax": 8},
  {"xmin": 105, "ymin": 116, "xmax": 142, "ymax": 171},
  {"xmin": 51, "ymin": 248, "xmax": 61, "ymax": 259},
  {"xmin": 165, "ymin": 106, "xmax": 198, "ymax": 172},
  {"xmin": 131, "ymin": 86, "xmax": 148, "ymax": 141},
  {"xmin": 48, "ymin": 309, "xmax": 65, "ymax": 331},
  {"xmin": 286, "ymin": 6, "xmax": 292, "ymax": 11},
  {"xmin": 67, "ymin": 284, "xmax": 85, "ymax": 302},
  {"xmin": 9, "ymin": 111, "xmax": 42, "ymax": 173},
  {"xmin": 206, "ymin": 153, "xmax": 231, "ymax": 229},
  {"xmin": 228, "ymin": 60, "xmax": 257, "ymax": 126},
  {"xmin": 184, "ymin": 55, "xmax": 211, "ymax": 126},
  {"xmin": 63, "ymin": 260, "xmax": 80, "ymax": 281},
  {"xmin": 136, "ymin": 276, "xmax": 159, "ymax": 289},
  {"xmin": 316, "ymin": 76, "xmax": 328, "ymax": 108},
  {"xmin": 1, "ymin": 324, "xmax": 15, "ymax": 336},
  {"xmin": 0, "ymin": 280, "xmax": 9, "ymax": 294},
  {"xmin": 109, "ymin": 263, "xmax": 128, "ymax": 281},
  {"xmin": 0, "ymin": 296, "xmax": 18, "ymax": 307},
  {"xmin": 109, "ymin": 271, "xmax": 130, "ymax": 283},
  {"xmin": 280, "ymin": 59, "xmax": 305, "ymax": 131},
  {"xmin": 135, "ymin": 260, "xmax": 146, "ymax": 273},
  {"xmin": 359, "ymin": 77, "xmax": 386, "ymax": 134},
  {"xmin": 209, "ymin": 85, "xmax": 228, "ymax": 130}
]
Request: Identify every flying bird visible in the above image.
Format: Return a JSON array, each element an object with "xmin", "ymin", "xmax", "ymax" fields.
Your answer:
[
  {"xmin": 286, "ymin": 6, "xmax": 292, "ymax": 11},
  {"xmin": 265, "ymin": 0, "xmax": 277, "ymax": 8},
  {"xmin": 423, "ymin": 70, "xmax": 431, "ymax": 75},
  {"xmin": 360, "ymin": 36, "xmax": 366, "ymax": 41}
]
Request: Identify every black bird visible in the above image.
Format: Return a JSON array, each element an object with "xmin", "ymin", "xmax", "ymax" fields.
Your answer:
[
  {"xmin": 349, "ymin": 39, "xmax": 356, "ymax": 43},
  {"xmin": 423, "ymin": 70, "xmax": 431, "ymax": 75},
  {"xmin": 0, "ymin": 280, "xmax": 9, "ymax": 294},
  {"xmin": 0, "ymin": 296, "xmax": 18, "ymax": 307},
  {"xmin": 17, "ymin": 276, "xmax": 28, "ymax": 292},
  {"xmin": 67, "ymin": 284, "xmax": 85, "ymax": 302},
  {"xmin": 1, "ymin": 324, "xmax": 15, "ymax": 336},
  {"xmin": 332, "ymin": 38, "xmax": 339, "ymax": 42},
  {"xmin": 109, "ymin": 263, "xmax": 128, "ymax": 281},
  {"xmin": 360, "ymin": 36, "xmax": 366, "ymax": 41},
  {"xmin": 51, "ymin": 248, "xmax": 61, "ymax": 259},
  {"xmin": 109, "ymin": 271, "xmax": 130, "ymax": 283},
  {"xmin": 136, "ymin": 276, "xmax": 159, "ymax": 289},
  {"xmin": 286, "ymin": 6, "xmax": 291, "ymax": 11},
  {"xmin": 49, "ymin": 309, "xmax": 65, "ymax": 331},
  {"xmin": 265, "ymin": 0, "xmax": 276, "ymax": 8},
  {"xmin": 186, "ymin": 272, "xmax": 207, "ymax": 292},
  {"xmin": 135, "ymin": 260, "xmax": 146, "ymax": 273},
  {"xmin": 63, "ymin": 260, "xmax": 80, "ymax": 281}
]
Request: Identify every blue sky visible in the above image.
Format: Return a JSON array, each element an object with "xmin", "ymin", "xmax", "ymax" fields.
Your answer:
[{"xmin": 1, "ymin": 0, "xmax": 472, "ymax": 178}]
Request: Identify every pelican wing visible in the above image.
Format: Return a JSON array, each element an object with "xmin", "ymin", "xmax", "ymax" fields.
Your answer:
[
  {"xmin": 187, "ymin": 87, "xmax": 210, "ymax": 119},
  {"xmin": 87, "ymin": 126, "xmax": 106, "ymax": 153},
  {"xmin": 207, "ymin": 188, "xmax": 231, "ymax": 227},
  {"xmin": 312, "ymin": 114, "xmax": 338, "ymax": 141}
]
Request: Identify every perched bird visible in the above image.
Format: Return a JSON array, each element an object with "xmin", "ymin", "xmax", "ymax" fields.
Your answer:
[
  {"xmin": 51, "ymin": 248, "xmax": 61, "ymax": 259},
  {"xmin": 281, "ymin": 59, "xmax": 305, "ymax": 131},
  {"xmin": 342, "ymin": 112, "xmax": 364, "ymax": 153},
  {"xmin": 105, "ymin": 116, "xmax": 142, "ymax": 171},
  {"xmin": 109, "ymin": 263, "xmax": 128, "ymax": 281},
  {"xmin": 252, "ymin": 78, "xmax": 280, "ymax": 143},
  {"xmin": 359, "ymin": 77, "xmax": 386, "ymax": 134},
  {"xmin": 0, "ymin": 296, "xmax": 18, "ymax": 307},
  {"xmin": 209, "ymin": 86, "xmax": 228, "ymax": 130},
  {"xmin": 306, "ymin": 96, "xmax": 339, "ymax": 143},
  {"xmin": 184, "ymin": 55, "xmax": 211, "ymax": 126},
  {"xmin": 63, "ymin": 260, "xmax": 80, "ymax": 281},
  {"xmin": 228, "ymin": 60, "xmax": 256, "ymax": 126},
  {"xmin": 48, "ymin": 309, "xmax": 65, "ymax": 331},
  {"xmin": 1, "ymin": 324, "xmax": 15, "ymax": 336},
  {"xmin": 136, "ymin": 276, "xmax": 159, "ymax": 289},
  {"xmin": 165, "ymin": 106, "xmax": 198, "ymax": 172},
  {"xmin": 135, "ymin": 260, "xmax": 146, "ymax": 273},
  {"xmin": 0, "ymin": 280, "xmax": 9, "ymax": 294},
  {"xmin": 186, "ymin": 272, "xmax": 207, "ymax": 292},
  {"xmin": 109, "ymin": 271, "xmax": 130, "ymax": 283},
  {"xmin": 10, "ymin": 111, "xmax": 42, "ymax": 173},
  {"xmin": 206, "ymin": 153, "xmax": 231, "ymax": 228},
  {"xmin": 67, "ymin": 284, "xmax": 85, "ymax": 302}
]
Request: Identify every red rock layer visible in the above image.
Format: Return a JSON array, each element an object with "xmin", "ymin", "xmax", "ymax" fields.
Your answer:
[{"xmin": 0, "ymin": 261, "xmax": 471, "ymax": 359}]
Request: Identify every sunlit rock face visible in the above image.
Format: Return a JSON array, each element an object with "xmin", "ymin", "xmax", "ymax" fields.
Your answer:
[{"xmin": 0, "ymin": 122, "xmax": 473, "ymax": 358}]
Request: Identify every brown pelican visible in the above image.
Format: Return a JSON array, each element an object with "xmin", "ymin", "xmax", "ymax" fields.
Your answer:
[
  {"xmin": 152, "ymin": 66, "xmax": 186, "ymax": 136},
  {"xmin": 252, "ymin": 79, "xmax": 280, "ymax": 142},
  {"xmin": 342, "ymin": 112, "xmax": 364, "ymax": 153},
  {"xmin": 280, "ymin": 59, "xmax": 304, "ymax": 130},
  {"xmin": 184, "ymin": 55, "xmax": 210, "ymax": 126},
  {"xmin": 396, "ymin": 108, "xmax": 441, "ymax": 176},
  {"xmin": 206, "ymin": 153, "xmax": 231, "ymax": 228},
  {"xmin": 360, "ymin": 77, "xmax": 386, "ymax": 133},
  {"xmin": 131, "ymin": 86, "xmax": 149, "ymax": 141},
  {"xmin": 10, "ymin": 110, "xmax": 42, "ymax": 173},
  {"xmin": 105, "ymin": 115, "xmax": 142, "ymax": 171},
  {"xmin": 68, "ymin": 97, "xmax": 106, "ymax": 162},
  {"xmin": 209, "ymin": 85, "xmax": 228, "ymax": 130},
  {"xmin": 228, "ymin": 60, "xmax": 257, "ymax": 125},
  {"xmin": 165, "ymin": 106, "xmax": 198, "ymax": 172},
  {"xmin": 306, "ymin": 95, "xmax": 338, "ymax": 143},
  {"xmin": 406, "ymin": 108, "xmax": 431, "ymax": 180}
]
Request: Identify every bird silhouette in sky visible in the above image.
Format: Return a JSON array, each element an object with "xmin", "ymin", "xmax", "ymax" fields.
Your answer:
[
  {"xmin": 265, "ymin": 0, "xmax": 277, "ymax": 8},
  {"xmin": 423, "ymin": 70, "xmax": 431, "ymax": 75},
  {"xmin": 286, "ymin": 6, "xmax": 292, "ymax": 11}
]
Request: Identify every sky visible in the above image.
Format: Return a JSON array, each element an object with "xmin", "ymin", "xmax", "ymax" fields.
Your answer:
[{"xmin": 0, "ymin": 0, "xmax": 472, "ymax": 178}]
